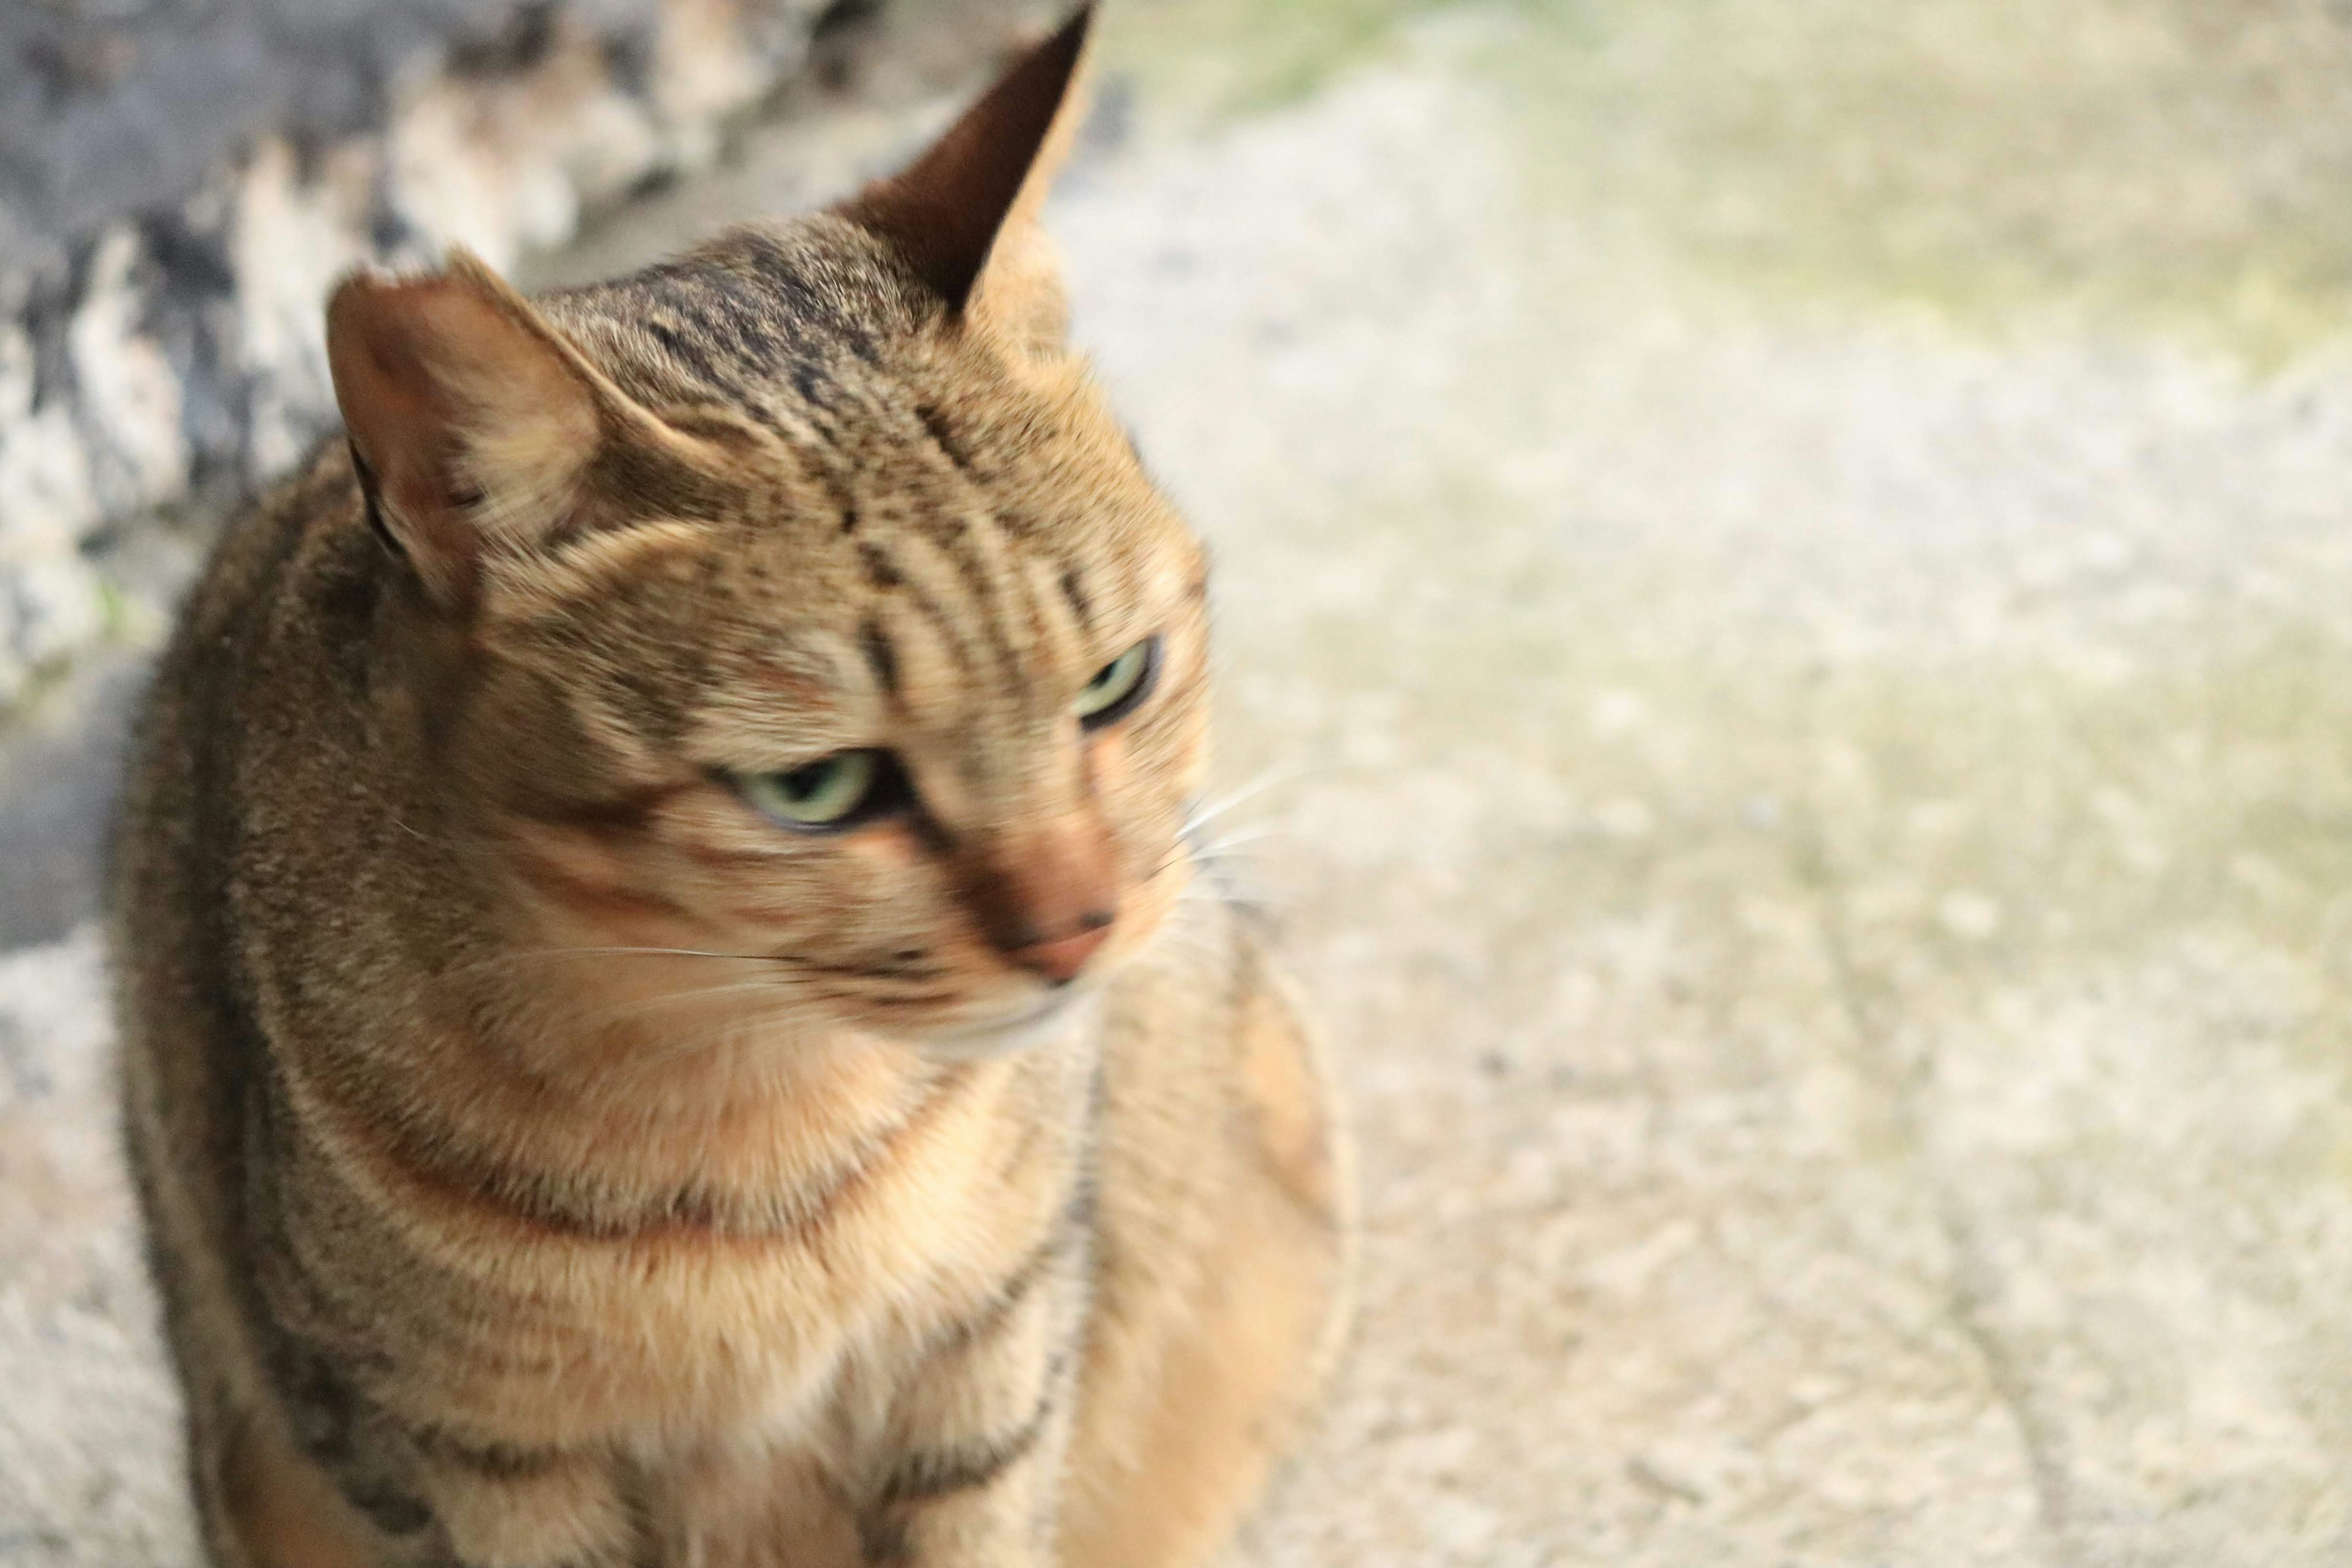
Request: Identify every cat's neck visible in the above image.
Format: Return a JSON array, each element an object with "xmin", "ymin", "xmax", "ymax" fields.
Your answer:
[{"xmin": 289, "ymin": 938, "xmax": 1010, "ymax": 1240}]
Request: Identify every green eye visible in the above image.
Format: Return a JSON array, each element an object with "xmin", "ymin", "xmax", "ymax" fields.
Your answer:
[
  {"xmin": 741, "ymin": 751, "xmax": 881, "ymax": 827},
  {"xmin": 1077, "ymin": 638, "xmax": 1160, "ymax": 729}
]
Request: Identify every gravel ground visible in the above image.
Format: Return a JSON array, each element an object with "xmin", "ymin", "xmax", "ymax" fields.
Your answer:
[{"xmin": 9, "ymin": 1, "xmax": 2352, "ymax": 1562}]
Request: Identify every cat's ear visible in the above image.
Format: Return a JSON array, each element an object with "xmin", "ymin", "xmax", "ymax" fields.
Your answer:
[
  {"xmin": 326, "ymin": 252, "xmax": 615, "ymax": 606},
  {"xmin": 843, "ymin": 5, "xmax": 1093, "ymax": 344}
]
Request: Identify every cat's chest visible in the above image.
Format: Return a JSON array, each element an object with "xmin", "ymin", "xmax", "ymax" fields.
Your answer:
[{"xmin": 369, "ymin": 1067, "xmax": 1082, "ymax": 1449}]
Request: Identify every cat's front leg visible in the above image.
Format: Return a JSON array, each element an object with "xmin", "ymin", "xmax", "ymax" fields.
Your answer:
[
  {"xmin": 218, "ymin": 1376, "xmax": 639, "ymax": 1568},
  {"xmin": 851, "ymin": 1407, "xmax": 1070, "ymax": 1567},
  {"xmin": 845, "ymin": 1245, "xmax": 1090, "ymax": 1566},
  {"xmin": 407, "ymin": 1435, "xmax": 640, "ymax": 1568}
]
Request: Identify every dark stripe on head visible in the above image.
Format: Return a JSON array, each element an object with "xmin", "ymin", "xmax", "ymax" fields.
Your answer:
[
  {"xmin": 859, "ymin": 538, "xmax": 985, "ymax": 674},
  {"xmin": 791, "ymin": 360, "xmax": 834, "ymax": 413},
  {"xmin": 731, "ymin": 227, "xmax": 878, "ymax": 361},
  {"xmin": 914, "ymin": 404, "xmax": 976, "ymax": 473},
  {"xmin": 816, "ymin": 466, "xmax": 862, "ymax": 536},
  {"xmin": 925, "ymin": 512, "xmax": 1024, "ymax": 688},
  {"xmin": 641, "ymin": 309, "xmax": 726, "ymax": 391},
  {"xmin": 1058, "ymin": 564, "xmax": 1093, "ymax": 631},
  {"xmin": 859, "ymin": 540, "xmax": 903, "ymax": 590},
  {"xmin": 861, "ymin": 616, "xmax": 899, "ymax": 696}
]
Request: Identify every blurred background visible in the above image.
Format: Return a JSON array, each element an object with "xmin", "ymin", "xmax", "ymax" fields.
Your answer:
[{"xmin": 7, "ymin": 0, "xmax": 2352, "ymax": 1562}]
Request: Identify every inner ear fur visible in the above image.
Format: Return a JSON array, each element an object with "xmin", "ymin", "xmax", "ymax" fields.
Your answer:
[
  {"xmin": 326, "ymin": 252, "xmax": 647, "ymax": 606},
  {"xmin": 842, "ymin": 4, "xmax": 1094, "ymax": 344}
]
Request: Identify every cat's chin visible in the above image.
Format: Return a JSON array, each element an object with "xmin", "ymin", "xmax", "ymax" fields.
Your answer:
[{"xmin": 911, "ymin": 986, "xmax": 1104, "ymax": 1061}]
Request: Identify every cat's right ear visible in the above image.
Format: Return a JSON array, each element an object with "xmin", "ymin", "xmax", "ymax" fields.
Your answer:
[
  {"xmin": 843, "ymin": 5, "xmax": 1093, "ymax": 347},
  {"xmin": 326, "ymin": 253, "xmax": 609, "ymax": 608}
]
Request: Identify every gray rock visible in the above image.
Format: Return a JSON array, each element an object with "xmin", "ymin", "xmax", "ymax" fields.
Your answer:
[
  {"xmin": 0, "ymin": 651, "xmax": 143, "ymax": 949},
  {"xmin": 0, "ymin": 0, "xmax": 990, "ymax": 710}
]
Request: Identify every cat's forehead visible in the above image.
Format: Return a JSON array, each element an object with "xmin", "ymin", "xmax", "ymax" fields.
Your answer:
[
  {"xmin": 709, "ymin": 443, "xmax": 1199, "ymax": 661},
  {"xmin": 534, "ymin": 216, "xmax": 1194, "ymax": 625},
  {"xmin": 543, "ymin": 219, "xmax": 925, "ymax": 411}
]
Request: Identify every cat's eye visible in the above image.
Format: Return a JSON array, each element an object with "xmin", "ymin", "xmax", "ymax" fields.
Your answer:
[
  {"xmin": 739, "ymin": 751, "xmax": 889, "ymax": 829},
  {"xmin": 1077, "ymin": 638, "xmax": 1161, "ymax": 729}
]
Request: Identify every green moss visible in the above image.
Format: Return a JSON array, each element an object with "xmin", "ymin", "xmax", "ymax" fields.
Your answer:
[
  {"xmin": 1476, "ymin": 0, "xmax": 2352, "ymax": 366},
  {"xmin": 94, "ymin": 579, "xmax": 131, "ymax": 643},
  {"xmin": 1098, "ymin": 0, "xmax": 1463, "ymax": 118},
  {"xmin": 1099, "ymin": 0, "xmax": 2352, "ymax": 361}
]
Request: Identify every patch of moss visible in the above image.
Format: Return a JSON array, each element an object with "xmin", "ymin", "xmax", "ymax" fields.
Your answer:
[
  {"xmin": 1477, "ymin": 0, "xmax": 2352, "ymax": 366},
  {"xmin": 1099, "ymin": 0, "xmax": 2352, "ymax": 361},
  {"xmin": 1098, "ymin": 0, "xmax": 1465, "ymax": 118}
]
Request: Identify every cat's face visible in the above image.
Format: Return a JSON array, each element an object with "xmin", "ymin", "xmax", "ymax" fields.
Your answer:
[
  {"xmin": 328, "ymin": 14, "xmax": 1213, "ymax": 1051},
  {"xmin": 458, "ymin": 278, "xmax": 1212, "ymax": 1048}
]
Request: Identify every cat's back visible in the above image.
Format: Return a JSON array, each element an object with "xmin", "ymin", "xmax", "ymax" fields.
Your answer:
[
  {"xmin": 120, "ymin": 448, "xmax": 367, "ymax": 840},
  {"xmin": 111, "ymin": 450, "xmax": 369, "ymax": 1366},
  {"xmin": 115, "ymin": 446, "xmax": 367, "ymax": 1016}
]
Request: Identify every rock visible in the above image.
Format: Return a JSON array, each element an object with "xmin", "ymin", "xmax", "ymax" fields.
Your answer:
[
  {"xmin": 0, "ymin": 929, "xmax": 186, "ymax": 1564},
  {"xmin": 0, "ymin": 0, "xmax": 1044, "ymax": 710}
]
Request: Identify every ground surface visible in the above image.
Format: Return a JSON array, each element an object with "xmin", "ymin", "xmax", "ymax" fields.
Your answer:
[{"xmin": 8, "ymin": 1, "xmax": 2352, "ymax": 1562}]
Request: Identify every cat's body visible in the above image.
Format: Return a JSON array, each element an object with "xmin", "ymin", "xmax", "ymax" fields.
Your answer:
[{"xmin": 111, "ymin": 15, "xmax": 1350, "ymax": 1566}]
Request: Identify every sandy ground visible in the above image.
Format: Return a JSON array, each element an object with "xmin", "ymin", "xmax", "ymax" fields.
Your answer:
[{"xmin": 9, "ymin": 1, "xmax": 2352, "ymax": 1562}]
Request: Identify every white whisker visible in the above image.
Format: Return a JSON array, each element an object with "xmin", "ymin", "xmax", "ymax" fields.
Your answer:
[
  {"xmin": 434, "ymin": 944, "xmax": 772, "ymax": 984},
  {"xmin": 569, "ymin": 978, "xmax": 791, "ymax": 1030},
  {"xmin": 1182, "ymin": 766, "xmax": 1313, "ymax": 837}
]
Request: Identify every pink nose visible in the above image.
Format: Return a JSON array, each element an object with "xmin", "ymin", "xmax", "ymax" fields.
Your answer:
[
  {"xmin": 962, "ymin": 815, "xmax": 1120, "ymax": 986},
  {"xmin": 1010, "ymin": 922, "xmax": 1112, "ymax": 984}
]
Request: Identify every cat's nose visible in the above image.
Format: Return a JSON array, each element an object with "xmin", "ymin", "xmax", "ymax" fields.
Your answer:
[
  {"xmin": 1009, "ymin": 918, "xmax": 1113, "ymax": 985},
  {"xmin": 963, "ymin": 816, "xmax": 1118, "ymax": 985}
]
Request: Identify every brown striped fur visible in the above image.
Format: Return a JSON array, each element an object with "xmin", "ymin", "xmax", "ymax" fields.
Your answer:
[{"xmin": 110, "ymin": 12, "xmax": 1351, "ymax": 1566}]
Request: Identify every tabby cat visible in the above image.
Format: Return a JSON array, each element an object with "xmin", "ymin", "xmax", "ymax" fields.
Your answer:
[{"xmin": 109, "ymin": 11, "xmax": 1351, "ymax": 1565}]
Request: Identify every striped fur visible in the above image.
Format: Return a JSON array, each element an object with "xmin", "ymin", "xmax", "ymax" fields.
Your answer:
[{"xmin": 110, "ymin": 15, "xmax": 1351, "ymax": 1568}]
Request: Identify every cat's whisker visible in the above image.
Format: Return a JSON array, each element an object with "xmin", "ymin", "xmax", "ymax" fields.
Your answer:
[
  {"xmin": 565, "ymin": 978, "xmax": 797, "ymax": 1031},
  {"xmin": 434, "ymin": 944, "xmax": 775, "ymax": 982},
  {"xmin": 1188, "ymin": 848, "xmax": 1282, "ymax": 880},
  {"xmin": 1148, "ymin": 900, "xmax": 1232, "ymax": 951},
  {"xmin": 1193, "ymin": 870, "xmax": 1276, "ymax": 897},
  {"xmin": 1189, "ymin": 824, "xmax": 1289, "ymax": 855},
  {"xmin": 588, "ymin": 964, "xmax": 1118, "ymax": 1076},
  {"xmin": 1200, "ymin": 867, "xmax": 1286, "ymax": 912},
  {"xmin": 1169, "ymin": 863, "xmax": 1284, "ymax": 918},
  {"xmin": 1182, "ymin": 766, "xmax": 1313, "ymax": 838},
  {"xmin": 604, "ymin": 1007, "xmax": 820, "ymax": 1082},
  {"xmin": 1196, "ymin": 855, "xmax": 1276, "ymax": 881}
]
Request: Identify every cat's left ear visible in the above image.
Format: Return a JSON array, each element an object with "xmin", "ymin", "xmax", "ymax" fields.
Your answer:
[
  {"xmin": 325, "ymin": 252, "xmax": 692, "ymax": 608},
  {"xmin": 843, "ymin": 5, "xmax": 1095, "ymax": 350}
]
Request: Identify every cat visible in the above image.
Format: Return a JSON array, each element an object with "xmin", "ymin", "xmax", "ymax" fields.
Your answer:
[{"xmin": 107, "ymin": 10, "xmax": 1352, "ymax": 1566}]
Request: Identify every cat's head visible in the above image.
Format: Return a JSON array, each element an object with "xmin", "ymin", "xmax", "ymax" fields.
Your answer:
[{"xmin": 325, "ymin": 7, "xmax": 1209, "ymax": 1053}]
